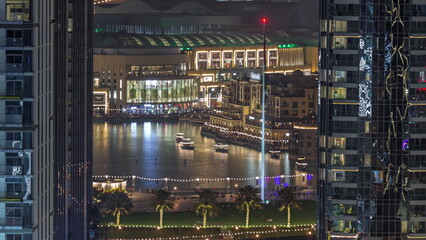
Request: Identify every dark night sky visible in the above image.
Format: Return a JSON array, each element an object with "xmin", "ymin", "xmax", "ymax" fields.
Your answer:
[{"xmin": 95, "ymin": 0, "xmax": 319, "ymax": 37}]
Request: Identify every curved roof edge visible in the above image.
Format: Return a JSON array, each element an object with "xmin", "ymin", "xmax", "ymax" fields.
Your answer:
[{"xmin": 94, "ymin": 33, "xmax": 318, "ymax": 48}]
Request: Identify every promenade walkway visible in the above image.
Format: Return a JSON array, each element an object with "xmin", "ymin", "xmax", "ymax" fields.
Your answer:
[{"xmin": 128, "ymin": 188, "xmax": 316, "ymax": 213}]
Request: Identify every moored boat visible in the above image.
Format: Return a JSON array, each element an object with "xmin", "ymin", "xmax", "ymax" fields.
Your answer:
[
  {"xmin": 180, "ymin": 138, "xmax": 195, "ymax": 149},
  {"xmin": 296, "ymin": 157, "xmax": 307, "ymax": 170},
  {"xmin": 175, "ymin": 132, "xmax": 185, "ymax": 142},
  {"xmin": 180, "ymin": 141, "xmax": 195, "ymax": 149},
  {"xmin": 215, "ymin": 144, "xmax": 229, "ymax": 153},
  {"xmin": 269, "ymin": 150, "xmax": 280, "ymax": 158}
]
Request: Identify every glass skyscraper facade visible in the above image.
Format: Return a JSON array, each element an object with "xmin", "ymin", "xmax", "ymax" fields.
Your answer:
[
  {"xmin": 318, "ymin": 1, "xmax": 426, "ymax": 239},
  {"xmin": 0, "ymin": 0, "xmax": 92, "ymax": 239}
]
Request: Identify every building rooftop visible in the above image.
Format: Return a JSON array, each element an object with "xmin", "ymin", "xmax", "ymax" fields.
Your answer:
[
  {"xmin": 94, "ymin": 33, "xmax": 317, "ymax": 48},
  {"xmin": 266, "ymin": 72, "xmax": 318, "ymax": 88}
]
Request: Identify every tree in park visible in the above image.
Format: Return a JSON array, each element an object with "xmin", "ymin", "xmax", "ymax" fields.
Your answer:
[
  {"xmin": 236, "ymin": 185, "xmax": 262, "ymax": 228},
  {"xmin": 152, "ymin": 190, "xmax": 175, "ymax": 228},
  {"xmin": 276, "ymin": 187, "xmax": 302, "ymax": 227},
  {"xmin": 194, "ymin": 190, "xmax": 221, "ymax": 228},
  {"xmin": 103, "ymin": 189, "xmax": 134, "ymax": 226}
]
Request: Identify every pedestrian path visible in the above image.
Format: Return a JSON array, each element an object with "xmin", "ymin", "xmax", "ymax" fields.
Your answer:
[{"xmin": 128, "ymin": 188, "xmax": 316, "ymax": 213}]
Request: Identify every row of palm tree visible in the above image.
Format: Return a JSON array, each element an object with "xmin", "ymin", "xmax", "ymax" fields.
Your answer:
[{"xmin": 100, "ymin": 186, "xmax": 301, "ymax": 228}]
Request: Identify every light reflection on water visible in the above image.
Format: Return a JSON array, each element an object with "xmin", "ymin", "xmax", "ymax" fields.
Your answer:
[{"xmin": 94, "ymin": 121, "xmax": 303, "ymax": 189}]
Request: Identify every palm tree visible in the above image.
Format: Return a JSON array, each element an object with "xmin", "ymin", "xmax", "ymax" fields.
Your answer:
[
  {"xmin": 103, "ymin": 190, "xmax": 134, "ymax": 226},
  {"xmin": 236, "ymin": 185, "xmax": 262, "ymax": 228},
  {"xmin": 277, "ymin": 187, "xmax": 301, "ymax": 227},
  {"xmin": 194, "ymin": 190, "xmax": 221, "ymax": 228},
  {"xmin": 152, "ymin": 190, "xmax": 175, "ymax": 228}
]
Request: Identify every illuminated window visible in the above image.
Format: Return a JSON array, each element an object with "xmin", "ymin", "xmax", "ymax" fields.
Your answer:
[
  {"xmin": 329, "ymin": 87, "xmax": 347, "ymax": 99},
  {"xmin": 6, "ymin": 0, "xmax": 30, "ymax": 21},
  {"xmin": 210, "ymin": 52, "xmax": 221, "ymax": 69},
  {"xmin": 334, "ymin": 71, "xmax": 347, "ymax": 82},
  {"xmin": 333, "ymin": 20, "xmax": 348, "ymax": 32},
  {"xmin": 247, "ymin": 51, "xmax": 256, "ymax": 68},
  {"xmin": 235, "ymin": 51, "xmax": 244, "ymax": 68},
  {"xmin": 94, "ymin": 78, "xmax": 100, "ymax": 88},
  {"xmin": 223, "ymin": 52, "xmax": 233, "ymax": 69},
  {"xmin": 197, "ymin": 52, "xmax": 208, "ymax": 70}
]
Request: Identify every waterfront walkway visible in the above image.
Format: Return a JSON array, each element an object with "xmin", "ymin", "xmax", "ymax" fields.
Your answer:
[{"xmin": 128, "ymin": 189, "xmax": 316, "ymax": 213}]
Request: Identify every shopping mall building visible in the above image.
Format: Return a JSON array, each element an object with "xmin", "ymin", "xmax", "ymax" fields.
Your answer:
[{"xmin": 93, "ymin": 0, "xmax": 318, "ymax": 114}]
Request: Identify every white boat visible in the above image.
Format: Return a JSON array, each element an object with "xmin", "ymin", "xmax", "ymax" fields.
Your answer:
[
  {"xmin": 269, "ymin": 150, "xmax": 280, "ymax": 158},
  {"xmin": 180, "ymin": 138, "xmax": 195, "ymax": 149},
  {"xmin": 215, "ymin": 144, "xmax": 229, "ymax": 153},
  {"xmin": 296, "ymin": 157, "xmax": 307, "ymax": 170},
  {"xmin": 175, "ymin": 132, "xmax": 185, "ymax": 142},
  {"xmin": 180, "ymin": 141, "xmax": 195, "ymax": 150}
]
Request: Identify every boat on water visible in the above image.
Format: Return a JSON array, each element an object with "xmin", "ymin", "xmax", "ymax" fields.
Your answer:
[
  {"xmin": 269, "ymin": 150, "xmax": 280, "ymax": 158},
  {"xmin": 180, "ymin": 138, "xmax": 195, "ymax": 149},
  {"xmin": 175, "ymin": 132, "xmax": 185, "ymax": 142},
  {"xmin": 215, "ymin": 144, "xmax": 229, "ymax": 153},
  {"xmin": 296, "ymin": 157, "xmax": 308, "ymax": 170}
]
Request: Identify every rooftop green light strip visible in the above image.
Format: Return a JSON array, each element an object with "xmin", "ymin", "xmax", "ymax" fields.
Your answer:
[{"xmin": 278, "ymin": 44, "xmax": 299, "ymax": 48}]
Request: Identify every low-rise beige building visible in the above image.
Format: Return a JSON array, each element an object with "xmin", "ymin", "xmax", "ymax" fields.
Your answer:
[{"xmin": 204, "ymin": 72, "xmax": 318, "ymax": 152}]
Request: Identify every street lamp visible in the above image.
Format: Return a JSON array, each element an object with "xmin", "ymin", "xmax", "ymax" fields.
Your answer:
[{"xmin": 260, "ymin": 17, "xmax": 268, "ymax": 202}]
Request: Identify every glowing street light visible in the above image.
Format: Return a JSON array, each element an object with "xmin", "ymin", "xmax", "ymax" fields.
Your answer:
[{"xmin": 260, "ymin": 17, "xmax": 268, "ymax": 202}]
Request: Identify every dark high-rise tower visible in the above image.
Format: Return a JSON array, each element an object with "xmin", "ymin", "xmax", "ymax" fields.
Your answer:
[
  {"xmin": 54, "ymin": 0, "xmax": 93, "ymax": 239},
  {"xmin": 318, "ymin": 1, "xmax": 426, "ymax": 239},
  {"xmin": 0, "ymin": 0, "xmax": 92, "ymax": 239}
]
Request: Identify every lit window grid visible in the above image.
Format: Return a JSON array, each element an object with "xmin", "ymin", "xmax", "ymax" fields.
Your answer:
[
  {"xmin": 195, "ymin": 49, "xmax": 279, "ymax": 70},
  {"xmin": 126, "ymin": 79, "xmax": 198, "ymax": 104}
]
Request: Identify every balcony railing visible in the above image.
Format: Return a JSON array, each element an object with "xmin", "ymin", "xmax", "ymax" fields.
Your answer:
[
  {"xmin": 0, "ymin": 166, "xmax": 28, "ymax": 176},
  {"xmin": 6, "ymin": 38, "xmax": 23, "ymax": 47},
  {"xmin": 331, "ymin": 127, "xmax": 358, "ymax": 133},
  {"xmin": 245, "ymin": 119, "xmax": 291, "ymax": 129},
  {"xmin": 6, "ymin": 140, "xmax": 22, "ymax": 149},
  {"xmin": 3, "ymin": 115, "xmax": 23, "ymax": 124},
  {"xmin": 5, "ymin": 63, "xmax": 31, "ymax": 72},
  {"xmin": 1, "ymin": 90, "xmax": 23, "ymax": 97},
  {"xmin": 0, "ymin": 191, "xmax": 23, "ymax": 200},
  {"xmin": 210, "ymin": 111, "xmax": 241, "ymax": 120},
  {"xmin": 0, "ymin": 217, "xmax": 23, "ymax": 226},
  {"xmin": 6, "ymin": 63, "xmax": 23, "ymax": 72}
]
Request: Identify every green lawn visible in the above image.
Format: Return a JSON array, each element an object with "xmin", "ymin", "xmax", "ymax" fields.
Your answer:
[
  {"xmin": 96, "ymin": 226, "xmax": 315, "ymax": 239},
  {"xmin": 96, "ymin": 227, "xmax": 221, "ymax": 239},
  {"xmin": 101, "ymin": 200, "xmax": 316, "ymax": 227}
]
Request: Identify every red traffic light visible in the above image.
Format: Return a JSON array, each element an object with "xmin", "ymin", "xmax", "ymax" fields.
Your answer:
[{"xmin": 261, "ymin": 17, "xmax": 268, "ymax": 23}]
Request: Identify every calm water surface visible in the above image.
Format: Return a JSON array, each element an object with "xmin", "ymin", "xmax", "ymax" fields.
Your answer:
[{"xmin": 93, "ymin": 121, "xmax": 305, "ymax": 189}]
